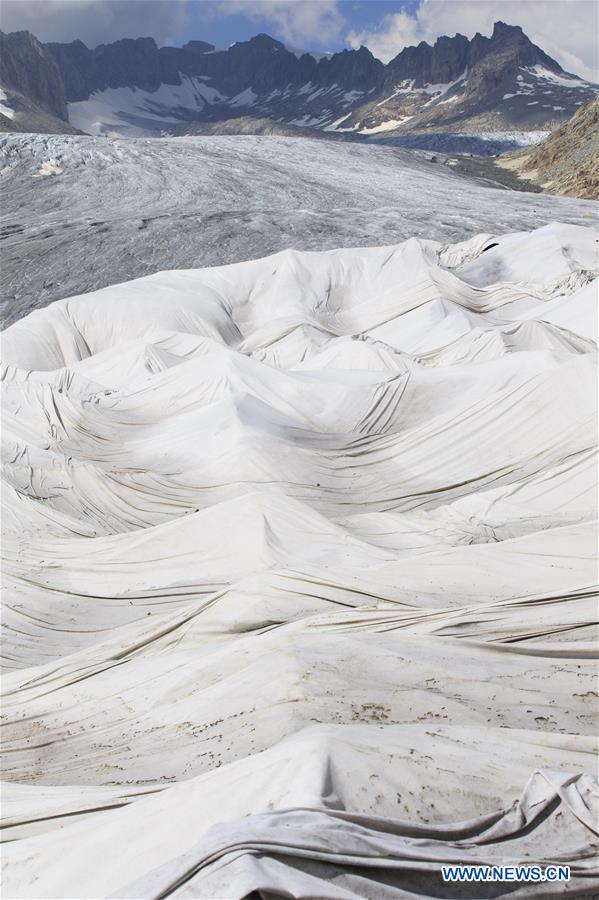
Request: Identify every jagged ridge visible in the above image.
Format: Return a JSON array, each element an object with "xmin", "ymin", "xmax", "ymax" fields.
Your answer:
[{"xmin": 0, "ymin": 23, "xmax": 596, "ymax": 136}]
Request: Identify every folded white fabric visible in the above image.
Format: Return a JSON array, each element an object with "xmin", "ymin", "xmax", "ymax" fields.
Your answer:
[{"xmin": 2, "ymin": 222, "xmax": 597, "ymax": 898}]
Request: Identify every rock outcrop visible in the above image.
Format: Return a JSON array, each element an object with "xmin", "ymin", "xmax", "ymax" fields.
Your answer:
[
  {"xmin": 498, "ymin": 95, "xmax": 599, "ymax": 199},
  {"xmin": 0, "ymin": 30, "xmax": 67, "ymax": 119}
]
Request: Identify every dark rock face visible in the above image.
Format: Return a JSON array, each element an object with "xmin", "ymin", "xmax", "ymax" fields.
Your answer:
[
  {"xmin": 46, "ymin": 37, "xmax": 164, "ymax": 101},
  {"xmin": 44, "ymin": 40, "xmax": 94, "ymax": 104},
  {"xmin": 93, "ymin": 37, "xmax": 163, "ymax": 92},
  {"xmin": 199, "ymin": 35, "xmax": 310, "ymax": 95},
  {"xmin": 385, "ymin": 21, "xmax": 563, "ymax": 91},
  {"xmin": 43, "ymin": 31, "xmax": 382, "ymax": 100},
  {"xmin": 385, "ymin": 34, "xmax": 470, "ymax": 87},
  {"xmin": 0, "ymin": 30, "xmax": 67, "ymax": 119},
  {"xmin": 315, "ymin": 46, "xmax": 383, "ymax": 89}
]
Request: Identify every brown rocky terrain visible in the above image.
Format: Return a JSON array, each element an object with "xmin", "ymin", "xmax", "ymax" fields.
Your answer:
[{"xmin": 497, "ymin": 95, "xmax": 599, "ymax": 199}]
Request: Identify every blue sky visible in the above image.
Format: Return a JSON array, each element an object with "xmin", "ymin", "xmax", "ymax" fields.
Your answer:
[
  {"xmin": 176, "ymin": 2, "xmax": 421, "ymax": 52},
  {"xmin": 1, "ymin": 1, "xmax": 597, "ymax": 80}
]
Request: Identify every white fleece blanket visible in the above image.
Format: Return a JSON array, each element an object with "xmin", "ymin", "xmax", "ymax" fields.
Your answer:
[{"xmin": 1, "ymin": 222, "xmax": 597, "ymax": 898}]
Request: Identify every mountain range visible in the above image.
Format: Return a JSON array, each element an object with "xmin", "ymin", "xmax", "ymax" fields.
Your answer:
[{"xmin": 0, "ymin": 22, "xmax": 597, "ymax": 138}]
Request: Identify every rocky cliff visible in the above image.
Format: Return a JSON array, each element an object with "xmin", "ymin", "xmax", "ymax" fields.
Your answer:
[{"xmin": 0, "ymin": 30, "xmax": 67, "ymax": 119}]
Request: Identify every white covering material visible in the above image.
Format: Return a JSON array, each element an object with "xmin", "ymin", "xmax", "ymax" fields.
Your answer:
[{"xmin": 1, "ymin": 222, "xmax": 598, "ymax": 898}]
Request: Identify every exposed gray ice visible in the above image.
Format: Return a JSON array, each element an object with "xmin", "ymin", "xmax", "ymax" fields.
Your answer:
[{"xmin": 0, "ymin": 133, "xmax": 596, "ymax": 325}]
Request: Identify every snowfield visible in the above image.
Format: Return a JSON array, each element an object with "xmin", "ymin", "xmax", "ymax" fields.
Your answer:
[
  {"xmin": 1, "ymin": 133, "xmax": 597, "ymax": 326},
  {"xmin": 1, "ymin": 221, "xmax": 598, "ymax": 897}
]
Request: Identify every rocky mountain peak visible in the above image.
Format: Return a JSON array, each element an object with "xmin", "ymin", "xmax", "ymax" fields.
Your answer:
[
  {"xmin": 247, "ymin": 33, "xmax": 285, "ymax": 50},
  {"xmin": 470, "ymin": 20, "xmax": 562, "ymax": 73},
  {"xmin": 316, "ymin": 45, "xmax": 383, "ymax": 89},
  {"xmin": 385, "ymin": 31, "xmax": 470, "ymax": 87},
  {"xmin": 0, "ymin": 29, "xmax": 67, "ymax": 119},
  {"xmin": 182, "ymin": 40, "xmax": 215, "ymax": 55},
  {"xmin": 491, "ymin": 21, "xmax": 524, "ymax": 39}
]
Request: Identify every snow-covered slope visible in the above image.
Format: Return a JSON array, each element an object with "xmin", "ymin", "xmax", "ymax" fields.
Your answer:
[
  {"xmin": 1, "ymin": 222, "xmax": 597, "ymax": 897},
  {"xmin": 347, "ymin": 62, "xmax": 596, "ymax": 137},
  {"xmin": 1, "ymin": 133, "xmax": 597, "ymax": 326},
  {"xmin": 67, "ymin": 74, "xmax": 229, "ymax": 136},
  {"xmin": 65, "ymin": 78, "xmax": 373, "ymax": 138},
  {"xmin": 62, "ymin": 59, "xmax": 597, "ymax": 139}
]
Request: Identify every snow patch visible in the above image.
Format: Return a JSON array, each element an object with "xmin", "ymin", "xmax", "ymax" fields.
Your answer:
[
  {"xmin": 422, "ymin": 70, "xmax": 468, "ymax": 105},
  {"xmin": 228, "ymin": 87, "xmax": 257, "ymax": 108},
  {"xmin": 527, "ymin": 65, "xmax": 588, "ymax": 88},
  {"xmin": 323, "ymin": 113, "xmax": 353, "ymax": 131},
  {"xmin": 342, "ymin": 90, "xmax": 364, "ymax": 104},
  {"xmin": 359, "ymin": 117, "xmax": 413, "ymax": 134},
  {"xmin": 376, "ymin": 81, "xmax": 415, "ymax": 105},
  {"xmin": 0, "ymin": 87, "xmax": 15, "ymax": 120}
]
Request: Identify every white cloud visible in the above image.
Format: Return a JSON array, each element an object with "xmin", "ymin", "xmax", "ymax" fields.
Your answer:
[
  {"xmin": 348, "ymin": 1, "xmax": 598, "ymax": 83},
  {"xmin": 0, "ymin": 0, "xmax": 191, "ymax": 48},
  {"xmin": 214, "ymin": 0, "xmax": 346, "ymax": 46},
  {"xmin": 0, "ymin": 0, "xmax": 346, "ymax": 52}
]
